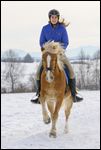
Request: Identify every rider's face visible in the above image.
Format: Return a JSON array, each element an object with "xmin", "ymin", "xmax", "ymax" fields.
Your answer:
[{"xmin": 50, "ymin": 15, "xmax": 59, "ymax": 25}]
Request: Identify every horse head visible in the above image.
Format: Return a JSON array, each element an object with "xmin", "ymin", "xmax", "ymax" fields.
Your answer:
[{"xmin": 42, "ymin": 41, "xmax": 64, "ymax": 83}]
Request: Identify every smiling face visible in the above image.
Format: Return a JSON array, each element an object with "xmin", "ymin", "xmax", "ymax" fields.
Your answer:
[{"xmin": 50, "ymin": 15, "xmax": 59, "ymax": 25}]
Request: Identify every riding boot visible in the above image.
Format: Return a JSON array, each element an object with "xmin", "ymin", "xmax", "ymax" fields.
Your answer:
[
  {"xmin": 31, "ymin": 65, "xmax": 43, "ymax": 104},
  {"xmin": 69, "ymin": 78, "xmax": 83, "ymax": 102},
  {"xmin": 30, "ymin": 80, "xmax": 40, "ymax": 104}
]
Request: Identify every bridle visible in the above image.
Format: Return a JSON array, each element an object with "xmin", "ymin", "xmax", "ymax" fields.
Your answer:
[{"xmin": 46, "ymin": 67, "xmax": 52, "ymax": 71}]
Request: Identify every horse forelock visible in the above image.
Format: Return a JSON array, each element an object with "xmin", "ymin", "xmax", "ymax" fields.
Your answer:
[
  {"xmin": 42, "ymin": 41, "xmax": 64, "ymax": 70},
  {"xmin": 42, "ymin": 41, "xmax": 64, "ymax": 54}
]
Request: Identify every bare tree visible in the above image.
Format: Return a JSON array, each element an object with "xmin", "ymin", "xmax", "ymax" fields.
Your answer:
[
  {"xmin": 85, "ymin": 55, "xmax": 91, "ymax": 89},
  {"xmin": 29, "ymin": 73, "xmax": 37, "ymax": 92},
  {"xmin": 77, "ymin": 49, "xmax": 100, "ymax": 90},
  {"xmin": 92, "ymin": 50, "xmax": 100, "ymax": 90},
  {"xmin": 3, "ymin": 49, "xmax": 18, "ymax": 62},
  {"xmin": 78, "ymin": 49, "xmax": 86, "ymax": 89},
  {"xmin": 2, "ymin": 50, "xmax": 25, "ymax": 93}
]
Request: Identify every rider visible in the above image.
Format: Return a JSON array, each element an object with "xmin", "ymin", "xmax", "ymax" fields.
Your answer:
[{"xmin": 31, "ymin": 9, "xmax": 83, "ymax": 103}]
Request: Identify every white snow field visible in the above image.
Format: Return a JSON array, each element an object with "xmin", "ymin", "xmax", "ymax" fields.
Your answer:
[{"xmin": 1, "ymin": 91, "xmax": 100, "ymax": 149}]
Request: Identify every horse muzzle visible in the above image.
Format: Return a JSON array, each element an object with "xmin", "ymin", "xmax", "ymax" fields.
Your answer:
[{"xmin": 46, "ymin": 70, "xmax": 54, "ymax": 83}]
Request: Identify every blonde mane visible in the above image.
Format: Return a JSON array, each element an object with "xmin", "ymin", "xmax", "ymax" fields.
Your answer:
[{"xmin": 42, "ymin": 41, "xmax": 64, "ymax": 70}]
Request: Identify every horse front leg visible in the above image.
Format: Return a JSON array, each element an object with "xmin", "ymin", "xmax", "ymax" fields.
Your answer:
[
  {"xmin": 49, "ymin": 96, "xmax": 63, "ymax": 138},
  {"xmin": 40, "ymin": 96, "xmax": 51, "ymax": 124},
  {"xmin": 49, "ymin": 116, "xmax": 57, "ymax": 138}
]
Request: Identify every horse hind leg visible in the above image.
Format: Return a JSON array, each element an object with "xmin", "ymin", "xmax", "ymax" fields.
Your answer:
[{"xmin": 64, "ymin": 96, "xmax": 73, "ymax": 134}]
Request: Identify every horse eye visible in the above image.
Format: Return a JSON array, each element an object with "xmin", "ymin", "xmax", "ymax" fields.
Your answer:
[{"xmin": 41, "ymin": 47, "xmax": 45, "ymax": 51}]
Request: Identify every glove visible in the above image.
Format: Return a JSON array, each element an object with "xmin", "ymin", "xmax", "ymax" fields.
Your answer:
[{"xmin": 41, "ymin": 47, "xmax": 45, "ymax": 51}]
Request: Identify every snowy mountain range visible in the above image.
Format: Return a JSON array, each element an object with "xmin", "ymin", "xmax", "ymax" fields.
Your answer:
[
  {"xmin": 1, "ymin": 45, "xmax": 99, "ymax": 60},
  {"xmin": 66, "ymin": 45, "xmax": 100, "ymax": 59},
  {"xmin": 1, "ymin": 49, "xmax": 42, "ymax": 59}
]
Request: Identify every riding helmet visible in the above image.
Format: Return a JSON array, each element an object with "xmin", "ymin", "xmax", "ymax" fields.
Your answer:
[{"xmin": 48, "ymin": 9, "xmax": 60, "ymax": 18}]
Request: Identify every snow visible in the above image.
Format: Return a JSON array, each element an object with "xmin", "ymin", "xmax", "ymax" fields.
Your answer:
[{"xmin": 1, "ymin": 91, "xmax": 100, "ymax": 149}]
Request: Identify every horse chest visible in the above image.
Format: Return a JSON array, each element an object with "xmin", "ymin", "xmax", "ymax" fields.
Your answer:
[{"xmin": 45, "ymin": 89, "xmax": 57, "ymax": 102}]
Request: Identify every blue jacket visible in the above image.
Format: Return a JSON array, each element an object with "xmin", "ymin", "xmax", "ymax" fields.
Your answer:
[{"xmin": 39, "ymin": 23, "xmax": 69, "ymax": 49}]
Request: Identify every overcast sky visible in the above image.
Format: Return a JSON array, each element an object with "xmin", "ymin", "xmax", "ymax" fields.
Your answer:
[{"xmin": 1, "ymin": 1, "xmax": 100, "ymax": 52}]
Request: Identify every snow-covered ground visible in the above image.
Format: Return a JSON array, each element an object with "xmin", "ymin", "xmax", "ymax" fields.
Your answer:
[{"xmin": 1, "ymin": 91, "xmax": 100, "ymax": 149}]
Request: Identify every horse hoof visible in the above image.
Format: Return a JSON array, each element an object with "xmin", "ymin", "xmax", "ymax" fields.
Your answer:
[
  {"xmin": 64, "ymin": 129, "xmax": 68, "ymax": 134},
  {"xmin": 44, "ymin": 117, "xmax": 51, "ymax": 124},
  {"xmin": 49, "ymin": 132, "xmax": 56, "ymax": 138}
]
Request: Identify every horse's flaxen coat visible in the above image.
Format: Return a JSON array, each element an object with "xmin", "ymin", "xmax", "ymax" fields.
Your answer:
[{"xmin": 39, "ymin": 41, "xmax": 73, "ymax": 137}]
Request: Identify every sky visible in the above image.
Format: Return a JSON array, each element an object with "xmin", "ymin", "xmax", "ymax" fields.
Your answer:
[{"xmin": 1, "ymin": 1, "xmax": 100, "ymax": 52}]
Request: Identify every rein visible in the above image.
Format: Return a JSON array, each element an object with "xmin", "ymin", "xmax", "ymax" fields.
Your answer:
[{"xmin": 46, "ymin": 67, "xmax": 52, "ymax": 71}]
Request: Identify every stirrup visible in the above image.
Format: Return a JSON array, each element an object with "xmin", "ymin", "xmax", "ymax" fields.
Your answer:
[{"xmin": 73, "ymin": 93, "xmax": 83, "ymax": 103}]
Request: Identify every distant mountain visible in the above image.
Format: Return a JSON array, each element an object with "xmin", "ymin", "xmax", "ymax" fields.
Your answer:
[
  {"xmin": 1, "ymin": 45, "xmax": 100, "ymax": 60},
  {"xmin": 1, "ymin": 49, "xmax": 42, "ymax": 59},
  {"xmin": 66, "ymin": 45, "xmax": 100, "ymax": 59},
  {"xmin": 1, "ymin": 49, "xmax": 27, "ymax": 59}
]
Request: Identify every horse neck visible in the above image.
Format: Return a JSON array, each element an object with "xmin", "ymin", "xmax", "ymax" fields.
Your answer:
[{"xmin": 54, "ymin": 64, "xmax": 63, "ymax": 76}]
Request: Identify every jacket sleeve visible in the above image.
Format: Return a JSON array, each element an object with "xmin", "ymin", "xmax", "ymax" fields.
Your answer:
[
  {"xmin": 39, "ymin": 27, "xmax": 47, "ymax": 48},
  {"xmin": 61, "ymin": 27, "xmax": 69, "ymax": 49}
]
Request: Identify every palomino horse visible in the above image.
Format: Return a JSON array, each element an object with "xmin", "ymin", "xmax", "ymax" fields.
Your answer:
[{"xmin": 39, "ymin": 41, "xmax": 73, "ymax": 137}]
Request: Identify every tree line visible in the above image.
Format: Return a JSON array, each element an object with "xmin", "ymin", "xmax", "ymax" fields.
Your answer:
[
  {"xmin": 1, "ymin": 49, "xmax": 100, "ymax": 93},
  {"xmin": 73, "ymin": 49, "xmax": 100, "ymax": 90},
  {"xmin": 1, "ymin": 49, "xmax": 40, "ymax": 63}
]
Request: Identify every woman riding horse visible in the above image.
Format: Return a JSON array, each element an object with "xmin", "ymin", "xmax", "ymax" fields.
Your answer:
[
  {"xmin": 40, "ymin": 42, "xmax": 73, "ymax": 137},
  {"xmin": 32, "ymin": 9, "xmax": 83, "ymax": 103}
]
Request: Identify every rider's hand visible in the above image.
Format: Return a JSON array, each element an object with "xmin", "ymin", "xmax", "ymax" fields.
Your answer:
[{"xmin": 41, "ymin": 47, "xmax": 45, "ymax": 51}]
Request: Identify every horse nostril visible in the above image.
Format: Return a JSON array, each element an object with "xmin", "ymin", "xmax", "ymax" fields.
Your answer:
[
  {"xmin": 46, "ymin": 76, "xmax": 48, "ymax": 81},
  {"xmin": 50, "ymin": 77, "xmax": 53, "ymax": 80}
]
